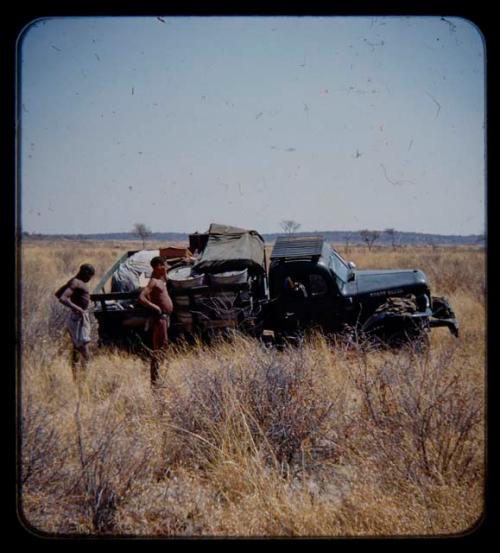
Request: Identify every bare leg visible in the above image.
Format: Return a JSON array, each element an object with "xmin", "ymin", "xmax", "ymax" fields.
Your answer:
[
  {"xmin": 80, "ymin": 343, "xmax": 90, "ymax": 370},
  {"xmin": 151, "ymin": 318, "xmax": 169, "ymax": 388},
  {"xmin": 150, "ymin": 351, "xmax": 160, "ymax": 387},
  {"xmin": 71, "ymin": 347, "xmax": 80, "ymax": 381},
  {"xmin": 71, "ymin": 344, "xmax": 90, "ymax": 384}
]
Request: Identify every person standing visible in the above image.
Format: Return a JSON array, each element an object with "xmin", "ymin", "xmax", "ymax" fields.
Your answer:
[
  {"xmin": 138, "ymin": 256, "xmax": 174, "ymax": 386},
  {"xmin": 55, "ymin": 263, "xmax": 96, "ymax": 375}
]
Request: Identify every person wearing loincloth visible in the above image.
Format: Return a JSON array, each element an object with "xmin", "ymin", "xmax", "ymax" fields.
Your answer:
[
  {"xmin": 138, "ymin": 256, "xmax": 174, "ymax": 386},
  {"xmin": 55, "ymin": 263, "xmax": 96, "ymax": 374}
]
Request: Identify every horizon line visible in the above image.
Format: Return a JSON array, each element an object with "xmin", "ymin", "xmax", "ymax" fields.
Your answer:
[{"xmin": 20, "ymin": 228, "xmax": 485, "ymax": 238}]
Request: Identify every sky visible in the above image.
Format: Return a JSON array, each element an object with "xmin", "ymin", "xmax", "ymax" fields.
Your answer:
[{"xmin": 18, "ymin": 15, "xmax": 486, "ymax": 236}]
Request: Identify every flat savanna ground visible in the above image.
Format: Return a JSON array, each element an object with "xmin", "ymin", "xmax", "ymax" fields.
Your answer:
[{"xmin": 19, "ymin": 239, "xmax": 486, "ymax": 537}]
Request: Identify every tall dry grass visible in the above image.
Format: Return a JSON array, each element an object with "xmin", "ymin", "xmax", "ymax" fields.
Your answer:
[{"xmin": 19, "ymin": 240, "xmax": 486, "ymax": 537}]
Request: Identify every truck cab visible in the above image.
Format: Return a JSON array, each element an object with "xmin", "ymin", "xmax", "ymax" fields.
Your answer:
[
  {"xmin": 267, "ymin": 235, "xmax": 356, "ymax": 333},
  {"xmin": 266, "ymin": 235, "xmax": 458, "ymax": 343}
]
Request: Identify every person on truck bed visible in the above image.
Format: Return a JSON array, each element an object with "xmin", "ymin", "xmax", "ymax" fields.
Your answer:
[
  {"xmin": 55, "ymin": 263, "xmax": 96, "ymax": 377},
  {"xmin": 138, "ymin": 256, "xmax": 174, "ymax": 386}
]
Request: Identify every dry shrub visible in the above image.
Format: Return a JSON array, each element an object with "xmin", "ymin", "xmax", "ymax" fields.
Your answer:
[
  {"xmin": 21, "ymin": 255, "xmax": 64, "ymax": 352},
  {"xmin": 20, "ymin": 346, "xmax": 161, "ymax": 535},
  {"xmin": 347, "ymin": 346, "xmax": 483, "ymax": 490},
  {"xmin": 21, "ymin": 396, "xmax": 71, "ymax": 493},
  {"xmin": 416, "ymin": 252, "xmax": 485, "ymax": 300},
  {"xmin": 164, "ymin": 336, "xmax": 344, "ymax": 477},
  {"xmin": 20, "ymin": 386, "xmax": 82, "ymax": 534},
  {"xmin": 71, "ymin": 397, "xmax": 155, "ymax": 534},
  {"xmin": 115, "ymin": 471, "xmax": 219, "ymax": 536}
]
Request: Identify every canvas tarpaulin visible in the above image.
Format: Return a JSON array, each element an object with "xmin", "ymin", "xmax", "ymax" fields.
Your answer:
[
  {"xmin": 193, "ymin": 223, "xmax": 266, "ymax": 274},
  {"xmin": 111, "ymin": 250, "xmax": 159, "ymax": 292}
]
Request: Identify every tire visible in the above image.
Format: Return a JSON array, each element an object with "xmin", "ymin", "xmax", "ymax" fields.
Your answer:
[
  {"xmin": 363, "ymin": 296, "xmax": 429, "ymax": 352},
  {"xmin": 373, "ymin": 296, "xmax": 417, "ymax": 316},
  {"xmin": 385, "ymin": 327, "xmax": 430, "ymax": 353}
]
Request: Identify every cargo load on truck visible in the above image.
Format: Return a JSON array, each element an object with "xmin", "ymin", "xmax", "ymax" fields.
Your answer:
[
  {"xmin": 193, "ymin": 223, "xmax": 266, "ymax": 274},
  {"xmin": 169, "ymin": 223, "xmax": 268, "ymax": 336}
]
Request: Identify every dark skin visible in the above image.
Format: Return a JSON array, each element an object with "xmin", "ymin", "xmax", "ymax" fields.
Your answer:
[
  {"xmin": 58, "ymin": 269, "xmax": 94, "ymax": 368},
  {"xmin": 284, "ymin": 277, "xmax": 308, "ymax": 298},
  {"xmin": 138, "ymin": 262, "xmax": 173, "ymax": 386},
  {"xmin": 138, "ymin": 262, "xmax": 173, "ymax": 316}
]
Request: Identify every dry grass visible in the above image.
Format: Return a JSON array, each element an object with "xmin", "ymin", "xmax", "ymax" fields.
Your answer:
[{"xmin": 19, "ymin": 239, "xmax": 486, "ymax": 537}]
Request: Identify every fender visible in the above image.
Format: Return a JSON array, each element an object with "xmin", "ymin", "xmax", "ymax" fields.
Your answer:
[
  {"xmin": 362, "ymin": 307, "xmax": 459, "ymax": 337},
  {"xmin": 361, "ymin": 308, "xmax": 433, "ymax": 334}
]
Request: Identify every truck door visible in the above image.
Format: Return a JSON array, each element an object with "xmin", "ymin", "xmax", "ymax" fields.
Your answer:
[
  {"xmin": 306, "ymin": 272, "xmax": 337, "ymax": 330},
  {"xmin": 277, "ymin": 272, "xmax": 334, "ymax": 331},
  {"xmin": 272, "ymin": 270, "xmax": 339, "ymax": 334}
]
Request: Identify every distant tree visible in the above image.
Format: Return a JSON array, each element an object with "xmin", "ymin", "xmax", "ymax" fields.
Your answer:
[
  {"xmin": 280, "ymin": 219, "xmax": 301, "ymax": 235},
  {"xmin": 360, "ymin": 229, "xmax": 381, "ymax": 251},
  {"xmin": 384, "ymin": 228, "xmax": 399, "ymax": 250},
  {"xmin": 133, "ymin": 223, "xmax": 152, "ymax": 249}
]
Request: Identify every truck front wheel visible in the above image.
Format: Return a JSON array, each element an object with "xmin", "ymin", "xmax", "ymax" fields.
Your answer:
[{"xmin": 363, "ymin": 297, "xmax": 430, "ymax": 353}]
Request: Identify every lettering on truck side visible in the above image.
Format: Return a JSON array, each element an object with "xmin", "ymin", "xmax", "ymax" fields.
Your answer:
[{"xmin": 369, "ymin": 288, "xmax": 404, "ymax": 297}]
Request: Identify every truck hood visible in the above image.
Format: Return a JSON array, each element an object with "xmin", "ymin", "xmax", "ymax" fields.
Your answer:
[{"xmin": 343, "ymin": 269, "xmax": 428, "ymax": 298}]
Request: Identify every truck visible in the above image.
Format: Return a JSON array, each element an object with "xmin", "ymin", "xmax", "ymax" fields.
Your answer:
[{"xmin": 90, "ymin": 223, "xmax": 459, "ymax": 351}]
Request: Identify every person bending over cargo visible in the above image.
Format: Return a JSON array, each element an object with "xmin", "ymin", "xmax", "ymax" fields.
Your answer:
[
  {"xmin": 55, "ymin": 263, "xmax": 96, "ymax": 376},
  {"xmin": 280, "ymin": 276, "xmax": 309, "ymax": 336},
  {"xmin": 138, "ymin": 256, "xmax": 174, "ymax": 386},
  {"xmin": 284, "ymin": 276, "xmax": 308, "ymax": 299}
]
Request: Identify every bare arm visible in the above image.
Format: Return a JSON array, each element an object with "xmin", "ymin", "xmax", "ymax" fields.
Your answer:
[
  {"xmin": 138, "ymin": 281, "xmax": 162, "ymax": 315},
  {"xmin": 59, "ymin": 281, "xmax": 85, "ymax": 315}
]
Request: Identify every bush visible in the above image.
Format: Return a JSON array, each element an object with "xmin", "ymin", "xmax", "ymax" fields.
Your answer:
[
  {"xmin": 21, "ymin": 396, "xmax": 70, "ymax": 493},
  {"xmin": 347, "ymin": 346, "xmax": 483, "ymax": 488},
  {"xmin": 165, "ymin": 340, "xmax": 341, "ymax": 474},
  {"xmin": 71, "ymin": 398, "xmax": 155, "ymax": 533}
]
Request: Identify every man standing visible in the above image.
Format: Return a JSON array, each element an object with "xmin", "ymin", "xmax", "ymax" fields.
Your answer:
[
  {"xmin": 55, "ymin": 263, "xmax": 96, "ymax": 375},
  {"xmin": 138, "ymin": 256, "xmax": 174, "ymax": 386}
]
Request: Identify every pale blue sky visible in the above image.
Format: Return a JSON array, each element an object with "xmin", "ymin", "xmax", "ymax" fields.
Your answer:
[{"xmin": 19, "ymin": 16, "xmax": 485, "ymax": 235}]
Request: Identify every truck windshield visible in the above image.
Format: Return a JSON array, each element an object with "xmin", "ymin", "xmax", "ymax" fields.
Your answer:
[{"xmin": 326, "ymin": 247, "xmax": 350, "ymax": 283}]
